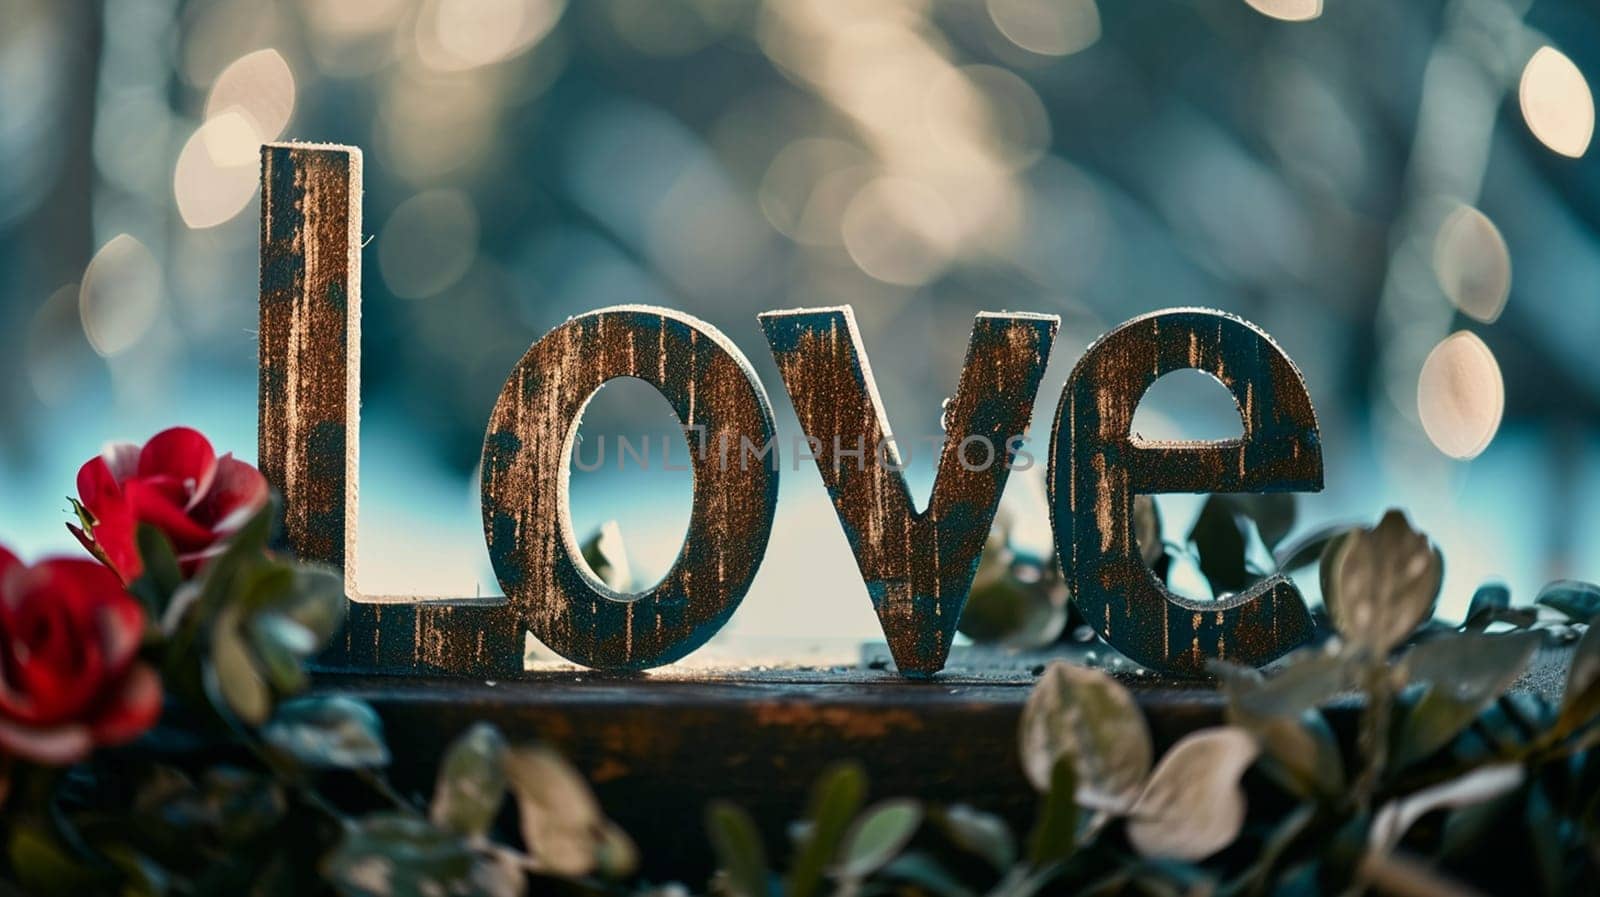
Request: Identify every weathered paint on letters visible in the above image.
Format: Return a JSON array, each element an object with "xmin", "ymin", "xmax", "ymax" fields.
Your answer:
[
  {"xmin": 761, "ymin": 307, "xmax": 1059, "ymax": 678},
  {"xmin": 260, "ymin": 143, "xmax": 523, "ymax": 676},
  {"xmin": 481, "ymin": 307, "xmax": 781, "ymax": 670},
  {"xmin": 1048, "ymin": 308, "xmax": 1323, "ymax": 676}
]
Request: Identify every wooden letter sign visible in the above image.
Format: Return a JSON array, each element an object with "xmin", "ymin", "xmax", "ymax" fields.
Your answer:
[
  {"xmin": 761, "ymin": 308, "xmax": 1057, "ymax": 677},
  {"xmin": 259, "ymin": 142, "xmax": 1324, "ymax": 679},
  {"xmin": 263, "ymin": 144, "xmax": 520, "ymax": 676},
  {"xmin": 481, "ymin": 308, "xmax": 779, "ymax": 670},
  {"xmin": 1048, "ymin": 311, "xmax": 1322, "ymax": 675}
]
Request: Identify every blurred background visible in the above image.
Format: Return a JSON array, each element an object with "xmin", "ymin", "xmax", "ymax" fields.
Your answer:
[{"xmin": 0, "ymin": 0, "xmax": 1597, "ymax": 659}]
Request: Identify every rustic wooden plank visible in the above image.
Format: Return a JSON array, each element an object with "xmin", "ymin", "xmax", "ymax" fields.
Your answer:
[
  {"xmin": 481, "ymin": 306, "xmax": 781, "ymax": 670},
  {"xmin": 319, "ymin": 642, "xmax": 1572, "ymax": 880},
  {"xmin": 324, "ymin": 667, "xmax": 1219, "ymax": 882},
  {"xmin": 259, "ymin": 143, "xmax": 524, "ymax": 676},
  {"xmin": 760, "ymin": 308, "xmax": 1059, "ymax": 678},
  {"xmin": 1049, "ymin": 309, "xmax": 1323, "ymax": 676},
  {"xmin": 259, "ymin": 143, "xmax": 360, "ymax": 571}
]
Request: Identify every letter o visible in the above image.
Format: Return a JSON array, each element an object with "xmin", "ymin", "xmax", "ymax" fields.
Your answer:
[{"xmin": 481, "ymin": 306, "xmax": 780, "ymax": 670}]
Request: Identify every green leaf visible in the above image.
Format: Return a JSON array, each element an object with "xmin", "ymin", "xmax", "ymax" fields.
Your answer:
[
  {"xmin": 1217, "ymin": 648, "xmax": 1357, "ymax": 719},
  {"xmin": 1439, "ymin": 786, "xmax": 1518, "ymax": 861},
  {"xmin": 192, "ymin": 503, "xmax": 279, "ymax": 623},
  {"xmin": 706, "ymin": 800, "xmax": 769, "ymax": 897},
  {"xmin": 1403, "ymin": 630, "xmax": 1539, "ymax": 690},
  {"xmin": 263, "ymin": 696, "xmax": 390, "ymax": 769},
  {"xmin": 1394, "ymin": 631, "xmax": 1539, "ymax": 768},
  {"xmin": 1235, "ymin": 803, "xmax": 1315, "ymax": 895},
  {"xmin": 205, "ymin": 767, "xmax": 290, "ymax": 844},
  {"xmin": 324, "ymin": 814, "xmax": 479, "ymax": 897},
  {"xmin": 432, "ymin": 723, "xmax": 509, "ymax": 839},
  {"xmin": 1556, "ymin": 613, "xmax": 1600, "ymax": 738},
  {"xmin": 8, "ymin": 824, "xmax": 106, "ymax": 897},
  {"xmin": 1535, "ymin": 580, "xmax": 1600, "ymax": 623},
  {"xmin": 1369, "ymin": 765, "xmax": 1523, "ymax": 852},
  {"xmin": 249, "ymin": 611, "xmax": 315, "ymax": 693},
  {"xmin": 1027, "ymin": 754, "xmax": 1079, "ymax": 867},
  {"xmin": 1463, "ymin": 582, "xmax": 1510, "ymax": 630},
  {"xmin": 880, "ymin": 853, "xmax": 978, "ymax": 897},
  {"xmin": 838, "ymin": 799, "xmax": 922, "ymax": 879},
  {"xmin": 1322, "ymin": 510, "xmax": 1443, "ymax": 655},
  {"xmin": 100, "ymin": 843, "xmax": 171, "ymax": 897},
  {"xmin": 1134, "ymin": 495, "xmax": 1164, "ymax": 568},
  {"xmin": 504, "ymin": 745, "xmax": 635, "ymax": 879},
  {"xmin": 1249, "ymin": 494, "xmax": 1297, "ymax": 550},
  {"xmin": 960, "ymin": 540, "xmax": 1069, "ymax": 649},
  {"xmin": 1222, "ymin": 493, "xmax": 1297, "ymax": 550},
  {"xmin": 580, "ymin": 521, "xmax": 633, "ymax": 592},
  {"xmin": 935, "ymin": 805, "xmax": 1015, "ymax": 871},
  {"xmin": 1273, "ymin": 522, "xmax": 1349, "ymax": 572},
  {"xmin": 1019, "ymin": 662, "xmax": 1152, "ymax": 810},
  {"xmin": 1189, "ymin": 495, "xmax": 1250, "ymax": 594},
  {"xmin": 1230, "ymin": 709, "xmax": 1345, "ymax": 800},
  {"xmin": 1126, "ymin": 727, "xmax": 1259, "ymax": 861},
  {"xmin": 786, "ymin": 762, "xmax": 865, "ymax": 897},
  {"xmin": 237, "ymin": 564, "xmax": 297, "ymax": 615},
  {"xmin": 283, "ymin": 566, "xmax": 347, "ymax": 644},
  {"xmin": 1524, "ymin": 783, "xmax": 1565, "ymax": 897},
  {"xmin": 208, "ymin": 605, "xmax": 272, "ymax": 725},
  {"xmin": 130, "ymin": 524, "xmax": 184, "ymax": 618}
]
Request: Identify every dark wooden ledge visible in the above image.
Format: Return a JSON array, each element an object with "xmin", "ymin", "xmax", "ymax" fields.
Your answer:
[{"xmin": 314, "ymin": 642, "xmax": 1574, "ymax": 881}]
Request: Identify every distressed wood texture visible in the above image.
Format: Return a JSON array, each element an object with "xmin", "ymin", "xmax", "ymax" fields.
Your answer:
[
  {"xmin": 333, "ymin": 640, "xmax": 1583, "ymax": 880},
  {"xmin": 259, "ymin": 144, "xmax": 360, "ymax": 570},
  {"xmin": 761, "ymin": 307, "xmax": 1058, "ymax": 677},
  {"xmin": 1048, "ymin": 308, "xmax": 1323, "ymax": 676},
  {"xmin": 482, "ymin": 306, "xmax": 780, "ymax": 670},
  {"xmin": 259, "ymin": 143, "xmax": 523, "ymax": 677},
  {"xmin": 336, "ymin": 667, "xmax": 1207, "ymax": 881}
]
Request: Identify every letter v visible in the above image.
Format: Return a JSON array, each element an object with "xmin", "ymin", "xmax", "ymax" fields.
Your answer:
[{"xmin": 760, "ymin": 306, "xmax": 1058, "ymax": 677}]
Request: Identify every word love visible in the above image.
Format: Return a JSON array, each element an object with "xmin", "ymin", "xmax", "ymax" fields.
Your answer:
[{"xmin": 259, "ymin": 144, "xmax": 1322, "ymax": 679}]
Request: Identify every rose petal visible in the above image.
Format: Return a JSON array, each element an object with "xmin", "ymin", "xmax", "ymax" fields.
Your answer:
[
  {"xmin": 137, "ymin": 428, "xmax": 217, "ymax": 507},
  {"xmin": 88, "ymin": 663, "xmax": 162, "ymax": 746},
  {"xmin": 193, "ymin": 454, "xmax": 269, "ymax": 533},
  {"xmin": 0, "ymin": 546, "xmax": 21, "ymax": 607},
  {"xmin": 83, "ymin": 507, "xmax": 142, "ymax": 584},
  {"xmin": 0, "ymin": 719, "xmax": 92, "ymax": 765},
  {"xmin": 95, "ymin": 592, "xmax": 146, "ymax": 674},
  {"xmin": 133, "ymin": 474, "xmax": 195, "ymax": 509},
  {"xmin": 0, "ymin": 661, "xmax": 40, "ymax": 723},
  {"xmin": 10, "ymin": 562, "xmax": 109, "ymax": 719},
  {"xmin": 76, "ymin": 456, "xmax": 124, "ymax": 509},
  {"xmin": 66, "ymin": 524, "xmax": 100, "ymax": 563},
  {"xmin": 101, "ymin": 442, "xmax": 142, "ymax": 483},
  {"xmin": 123, "ymin": 480, "xmax": 216, "ymax": 550}
]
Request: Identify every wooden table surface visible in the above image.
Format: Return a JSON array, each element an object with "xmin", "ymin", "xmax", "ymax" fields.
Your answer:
[{"xmin": 315, "ymin": 640, "xmax": 1574, "ymax": 881}]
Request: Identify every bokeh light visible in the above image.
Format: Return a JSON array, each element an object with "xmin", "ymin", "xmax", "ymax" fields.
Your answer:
[
  {"xmin": 1242, "ymin": 0, "xmax": 1322, "ymax": 22},
  {"xmin": 1, "ymin": 0, "xmax": 1599, "ymax": 644},
  {"xmin": 1433, "ymin": 203, "xmax": 1511, "ymax": 324},
  {"xmin": 379, "ymin": 190, "xmax": 482, "ymax": 300},
  {"xmin": 1519, "ymin": 46, "xmax": 1594, "ymax": 159},
  {"xmin": 204, "ymin": 48, "xmax": 295, "ymax": 145},
  {"xmin": 986, "ymin": 0, "xmax": 1101, "ymax": 58},
  {"xmin": 415, "ymin": 0, "xmax": 566, "ymax": 72},
  {"xmin": 1417, "ymin": 331, "xmax": 1505, "ymax": 461},
  {"xmin": 174, "ymin": 110, "xmax": 261, "ymax": 229},
  {"xmin": 26, "ymin": 283, "xmax": 97, "ymax": 407},
  {"xmin": 79, "ymin": 235, "xmax": 163, "ymax": 358}
]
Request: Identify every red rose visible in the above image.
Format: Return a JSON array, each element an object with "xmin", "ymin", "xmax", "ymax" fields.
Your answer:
[
  {"xmin": 0, "ymin": 546, "xmax": 161, "ymax": 764},
  {"xmin": 70, "ymin": 427, "xmax": 270, "ymax": 584}
]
